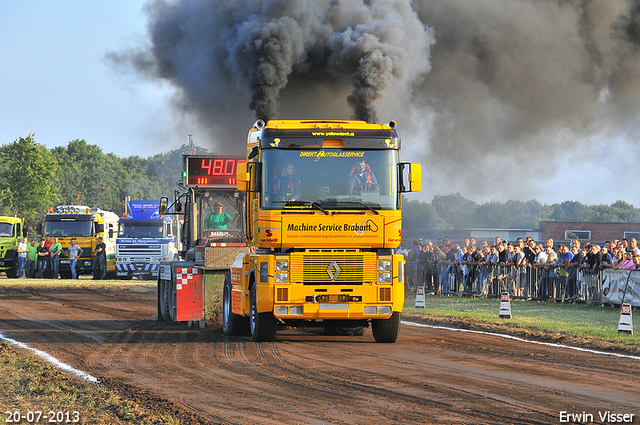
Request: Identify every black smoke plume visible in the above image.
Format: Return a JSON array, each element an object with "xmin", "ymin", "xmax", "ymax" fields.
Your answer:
[{"xmin": 109, "ymin": 0, "xmax": 640, "ymax": 202}]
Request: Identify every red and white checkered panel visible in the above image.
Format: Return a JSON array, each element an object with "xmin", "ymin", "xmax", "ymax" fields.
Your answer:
[{"xmin": 176, "ymin": 268, "xmax": 198, "ymax": 290}]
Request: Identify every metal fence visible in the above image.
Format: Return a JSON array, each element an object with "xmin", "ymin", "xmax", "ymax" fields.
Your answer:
[{"xmin": 405, "ymin": 261, "xmax": 639, "ymax": 305}]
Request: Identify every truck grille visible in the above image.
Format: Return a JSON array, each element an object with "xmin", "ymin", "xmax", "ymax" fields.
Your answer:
[
  {"xmin": 290, "ymin": 251, "xmax": 377, "ymax": 285},
  {"xmin": 117, "ymin": 244, "xmax": 162, "ymax": 256}
]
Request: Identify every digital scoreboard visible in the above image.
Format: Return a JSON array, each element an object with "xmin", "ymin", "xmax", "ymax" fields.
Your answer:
[{"xmin": 184, "ymin": 155, "xmax": 246, "ymax": 188}]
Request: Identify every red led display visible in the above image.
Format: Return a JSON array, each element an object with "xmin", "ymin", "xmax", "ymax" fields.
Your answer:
[{"xmin": 185, "ymin": 156, "xmax": 246, "ymax": 187}]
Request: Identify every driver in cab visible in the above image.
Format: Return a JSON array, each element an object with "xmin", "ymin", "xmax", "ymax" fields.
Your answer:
[
  {"xmin": 347, "ymin": 159, "xmax": 379, "ymax": 195},
  {"xmin": 204, "ymin": 202, "xmax": 236, "ymax": 230},
  {"xmin": 266, "ymin": 163, "xmax": 301, "ymax": 203}
]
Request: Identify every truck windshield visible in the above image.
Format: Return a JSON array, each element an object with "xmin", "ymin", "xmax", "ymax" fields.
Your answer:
[
  {"xmin": 261, "ymin": 149, "xmax": 399, "ymax": 210},
  {"xmin": 118, "ymin": 222, "xmax": 164, "ymax": 238},
  {"xmin": 0, "ymin": 223, "xmax": 13, "ymax": 237},
  {"xmin": 45, "ymin": 220, "xmax": 92, "ymax": 237}
]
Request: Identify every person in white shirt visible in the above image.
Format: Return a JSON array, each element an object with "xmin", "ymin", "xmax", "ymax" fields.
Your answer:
[
  {"xmin": 17, "ymin": 237, "xmax": 28, "ymax": 278},
  {"xmin": 66, "ymin": 238, "xmax": 84, "ymax": 279}
]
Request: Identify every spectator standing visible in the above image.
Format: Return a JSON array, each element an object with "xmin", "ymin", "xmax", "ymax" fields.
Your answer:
[
  {"xmin": 49, "ymin": 236, "xmax": 62, "ymax": 279},
  {"xmin": 43, "ymin": 236, "xmax": 53, "ymax": 278},
  {"xmin": 16, "ymin": 237, "xmax": 28, "ymax": 278},
  {"xmin": 464, "ymin": 245, "xmax": 481, "ymax": 294},
  {"xmin": 581, "ymin": 244, "xmax": 602, "ymax": 302},
  {"xmin": 629, "ymin": 238, "xmax": 640, "ymax": 255},
  {"xmin": 66, "ymin": 238, "xmax": 83, "ymax": 279},
  {"xmin": 600, "ymin": 245, "xmax": 615, "ymax": 269},
  {"xmin": 35, "ymin": 240, "xmax": 48, "ymax": 278},
  {"xmin": 396, "ymin": 242, "xmax": 409, "ymax": 258},
  {"xmin": 93, "ymin": 236, "xmax": 106, "ymax": 280},
  {"xmin": 26, "ymin": 239, "xmax": 37, "ymax": 278}
]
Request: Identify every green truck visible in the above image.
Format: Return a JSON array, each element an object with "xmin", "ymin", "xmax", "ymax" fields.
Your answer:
[{"xmin": 0, "ymin": 216, "xmax": 24, "ymax": 278}]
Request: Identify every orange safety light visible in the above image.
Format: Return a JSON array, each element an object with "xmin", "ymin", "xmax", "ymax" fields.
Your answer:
[
  {"xmin": 85, "ymin": 208, "xmax": 90, "ymax": 213},
  {"xmin": 123, "ymin": 212, "xmax": 128, "ymax": 218},
  {"xmin": 49, "ymin": 208, "xmax": 53, "ymax": 213}
]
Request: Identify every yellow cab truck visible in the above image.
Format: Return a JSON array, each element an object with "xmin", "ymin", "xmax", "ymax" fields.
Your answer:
[
  {"xmin": 225, "ymin": 119, "xmax": 422, "ymax": 342},
  {"xmin": 42, "ymin": 206, "xmax": 119, "ymax": 278},
  {"xmin": 0, "ymin": 216, "xmax": 24, "ymax": 278}
]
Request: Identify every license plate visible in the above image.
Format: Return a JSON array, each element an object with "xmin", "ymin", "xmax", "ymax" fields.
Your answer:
[
  {"xmin": 116, "ymin": 271, "xmax": 129, "ymax": 276},
  {"xmin": 315, "ymin": 294, "xmax": 361, "ymax": 302},
  {"xmin": 61, "ymin": 260, "xmax": 70, "ymax": 264}
]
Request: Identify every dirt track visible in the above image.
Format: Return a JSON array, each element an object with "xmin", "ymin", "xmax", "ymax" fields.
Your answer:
[{"xmin": 1, "ymin": 284, "xmax": 639, "ymax": 424}]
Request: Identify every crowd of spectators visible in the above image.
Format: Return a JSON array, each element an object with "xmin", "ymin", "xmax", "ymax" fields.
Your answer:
[{"xmin": 397, "ymin": 236, "xmax": 640, "ymax": 300}]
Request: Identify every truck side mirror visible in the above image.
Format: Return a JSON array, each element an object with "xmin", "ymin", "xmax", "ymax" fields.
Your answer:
[
  {"xmin": 36, "ymin": 222, "xmax": 43, "ymax": 235},
  {"xmin": 159, "ymin": 197, "xmax": 168, "ymax": 215},
  {"xmin": 408, "ymin": 163, "xmax": 422, "ymax": 192},
  {"xmin": 236, "ymin": 162, "xmax": 249, "ymax": 192}
]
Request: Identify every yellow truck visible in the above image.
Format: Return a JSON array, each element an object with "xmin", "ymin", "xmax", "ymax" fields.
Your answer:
[
  {"xmin": 224, "ymin": 119, "xmax": 422, "ymax": 342},
  {"xmin": 42, "ymin": 206, "xmax": 119, "ymax": 278},
  {"xmin": 0, "ymin": 216, "xmax": 24, "ymax": 278}
]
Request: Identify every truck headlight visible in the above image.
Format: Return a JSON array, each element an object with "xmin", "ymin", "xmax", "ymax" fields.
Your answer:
[
  {"xmin": 275, "ymin": 272, "xmax": 289, "ymax": 283},
  {"xmin": 379, "ymin": 306, "xmax": 392, "ymax": 315},
  {"xmin": 275, "ymin": 306, "xmax": 288, "ymax": 315},
  {"xmin": 275, "ymin": 260, "xmax": 289, "ymax": 272},
  {"xmin": 378, "ymin": 272, "xmax": 391, "ymax": 283},
  {"xmin": 364, "ymin": 306, "xmax": 377, "ymax": 315},
  {"xmin": 378, "ymin": 260, "xmax": 391, "ymax": 271}
]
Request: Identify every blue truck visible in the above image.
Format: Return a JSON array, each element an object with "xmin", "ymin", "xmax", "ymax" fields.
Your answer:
[{"xmin": 116, "ymin": 200, "xmax": 180, "ymax": 280}]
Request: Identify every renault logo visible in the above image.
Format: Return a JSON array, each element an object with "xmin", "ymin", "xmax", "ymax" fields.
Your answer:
[{"xmin": 326, "ymin": 261, "xmax": 340, "ymax": 280}]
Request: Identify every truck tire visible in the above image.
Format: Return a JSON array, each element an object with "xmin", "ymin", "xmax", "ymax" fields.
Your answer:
[
  {"xmin": 222, "ymin": 271, "xmax": 248, "ymax": 335},
  {"xmin": 249, "ymin": 284, "xmax": 277, "ymax": 342},
  {"xmin": 5, "ymin": 259, "xmax": 18, "ymax": 279},
  {"xmin": 371, "ymin": 312, "xmax": 401, "ymax": 343},
  {"xmin": 160, "ymin": 279, "xmax": 172, "ymax": 321}
]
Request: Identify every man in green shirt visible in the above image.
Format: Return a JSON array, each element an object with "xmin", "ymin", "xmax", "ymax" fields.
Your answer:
[
  {"xmin": 49, "ymin": 236, "xmax": 62, "ymax": 279},
  {"xmin": 204, "ymin": 202, "xmax": 235, "ymax": 230},
  {"xmin": 26, "ymin": 239, "xmax": 37, "ymax": 278}
]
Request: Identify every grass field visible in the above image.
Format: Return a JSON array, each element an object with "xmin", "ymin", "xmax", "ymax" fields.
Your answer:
[{"xmin": 403, "ymin": 292, "xmax": 640, "ymax": 355}]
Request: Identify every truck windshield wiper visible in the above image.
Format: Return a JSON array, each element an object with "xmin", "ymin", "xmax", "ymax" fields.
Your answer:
[
  {"xmin": 339, "ymin": 201, "xmax": 380, "ymax": 215},
  {"xmin": 305, "ymin": 201, "xmax": 329, "ymax": 215}
]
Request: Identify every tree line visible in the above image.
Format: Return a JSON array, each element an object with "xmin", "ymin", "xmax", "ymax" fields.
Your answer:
[
  {"xmin": 0, "ymin": 135, "xmax": 206, "ymax": 233},
  {"xmin": 403, "ymin": 193, "xmax": 640, "ymax": 231},
  {"xmin": 2, "ymin": 135, "xmax": 638, "ymax": 234}
]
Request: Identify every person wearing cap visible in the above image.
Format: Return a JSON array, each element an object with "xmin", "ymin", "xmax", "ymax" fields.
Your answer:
[
  {"xmin": 204, "ymin": 202, "xmax": 236, "ymax": 230},
  {"xmin": 600, "ymin": 245, "xmax": 615, "ymax": 269}
]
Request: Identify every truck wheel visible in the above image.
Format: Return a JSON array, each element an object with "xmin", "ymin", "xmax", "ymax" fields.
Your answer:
[
  {"xmin": 249, "ymin": 284, "xmax": 277, "ymax": 342},
  {"xmin": 161, "ymin": 279, "xmax": 172, "ymax": 321},
  {"xmin": 371, "ymin": 312, "xmax": 401, "ymax": 343},
  {"xmin": 5, "ymin": 260, "xmax": 18, "ymax": 279},
  {"xmin": 222, "ymin": 271, "xmax": 248, "ymax": 335}
]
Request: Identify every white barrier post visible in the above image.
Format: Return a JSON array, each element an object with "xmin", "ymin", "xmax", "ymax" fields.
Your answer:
[
  {"xmin": 499, "ymin": 291, "xmax": 511, "ymax": 319},
  {"xmin": 415, "ymin": 285, "xmax": 425, "ymax": 308},
  {"xmin": 618, "ymin": 303, "xmax": 633, "ymax": 335}
]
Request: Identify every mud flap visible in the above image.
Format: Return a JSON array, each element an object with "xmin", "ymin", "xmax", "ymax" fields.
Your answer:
[{"xmin": 175, "ymin": 267, "xmax": 205, "ymax": 322}]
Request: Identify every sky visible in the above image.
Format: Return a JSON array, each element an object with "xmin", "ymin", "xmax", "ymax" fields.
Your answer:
[
  {"xmin": 0, "ymin": 1, "xmax": 188, "ymax": 157},
  {"xmin": 2, "ymin": 1, "xmax": 640, "ymax": 208}
]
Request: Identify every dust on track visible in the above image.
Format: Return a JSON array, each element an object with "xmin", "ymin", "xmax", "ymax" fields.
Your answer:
[{"xmin": 0, "ymin": 284, "xmax": 638, "ymax": 424}]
